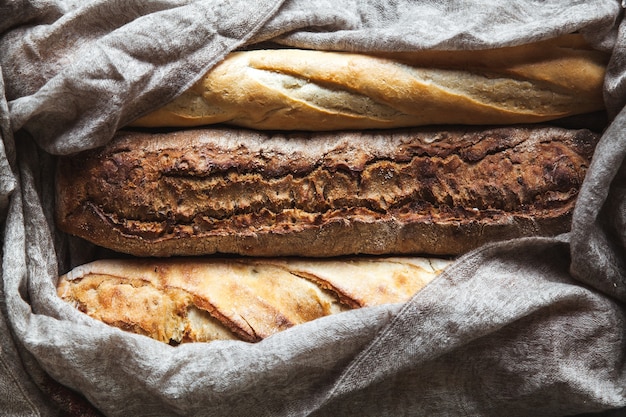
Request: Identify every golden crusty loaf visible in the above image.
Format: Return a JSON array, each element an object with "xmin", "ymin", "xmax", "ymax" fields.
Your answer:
[
  {"xmin": 131, "ymin": 34, "xmax": 607, "ymax": 131},
  {"xmin": 57, "ymin": 256, "xmax": 451, "ymax": 344},
  {"xmin": 55, "ymin": 125, "xmax": 598, "ymax": 258}
]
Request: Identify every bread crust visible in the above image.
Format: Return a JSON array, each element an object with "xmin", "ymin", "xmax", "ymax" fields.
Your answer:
[
  {"xmin": 55, "ymin": 125, "xmax": 598, "ymax": 257},
  {"xmin": 131, "ymin": 34, "xmax": 607, "ymax": 131},
  {"xmin": 58, "ymin": 256, "xmax": 449, "ymax": 343}
]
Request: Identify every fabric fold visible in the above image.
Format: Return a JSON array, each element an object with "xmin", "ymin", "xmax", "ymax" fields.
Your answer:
[
  {"xmin": 0, "ymin": 1, "xmax": 625, "ymax": 416},
  {"xmin": 315, "ymin": 239, "xmax": 626, "ymax": 416},
  {"xmin": 571, "ymin": 15, "xmax": 626, "ymax": 303},
  {"xmin": 2, "ymin": 0, "xmax": 286, "ymax": 155}
]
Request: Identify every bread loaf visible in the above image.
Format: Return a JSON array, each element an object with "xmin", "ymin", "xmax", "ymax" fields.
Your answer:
[
  {"xmin": 57, "ymin": 256, "xmax": 451, "ymax": 344},
  {"xmin": 55, "ymin": 125, "xmax": 598, "ymax": 257},
  {"xmin": 131, "ymin": 34, "xmax": 607, "ymax": 131}
]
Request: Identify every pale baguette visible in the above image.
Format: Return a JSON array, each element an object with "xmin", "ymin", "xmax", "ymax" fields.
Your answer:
[
  {"xmin": 58, "ymin": 256, "xmax": 451, "ymax": 344},
  {"xmin": 131, "ymin": 34, "xmax": 607, "ymax": 131}
]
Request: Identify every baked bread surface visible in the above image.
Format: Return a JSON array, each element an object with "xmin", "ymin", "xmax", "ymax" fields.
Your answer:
[
  {"xmin": 131, "ymin": 34, "xmax": 607, "ymax": 130},
  {"xmin": 55, "ymin": 125, "xmax": 598, "ymax": 257},
  {"xmin": 58, "ymin": 256, "xmax": 450, "ymax": 344}
]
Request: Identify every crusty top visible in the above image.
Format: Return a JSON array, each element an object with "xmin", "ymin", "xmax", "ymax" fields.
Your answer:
[
  {"xmin": 131, "ymin": 34, "xmax": 607, "ymax": 131},
  {"xmin": 55, "ymin": 125, "xmax": 598, "ymax": 257},
  {"xmin": 58, "ymin": 256, "xmax": 450, "ymax": 344}
]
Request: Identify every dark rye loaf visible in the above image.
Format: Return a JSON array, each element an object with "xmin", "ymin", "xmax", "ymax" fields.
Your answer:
[{"xmin": 55, "ymin": 125, "xmax": 598, "ymax": 257}]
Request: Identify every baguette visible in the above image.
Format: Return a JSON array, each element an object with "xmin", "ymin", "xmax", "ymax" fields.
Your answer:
[
  {"xmin": 131, "ymin": 34, "xmax": 607, "ymax": 131},
  {"xmin": 57, "ymin": 256, "xmax": 451, "ymax": 344},
  {"xmin": 55, "ymin": 125, "xmax": 598, "ymax": 257}
]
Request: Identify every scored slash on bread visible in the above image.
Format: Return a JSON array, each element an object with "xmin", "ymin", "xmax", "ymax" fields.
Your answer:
[
  {"xmin": 57, "ymin": 257, "xmax": 451, "ymax": 344},
  {"xmin": 131, "ymin": 34, "xmax": 607, "ymax": 131}
]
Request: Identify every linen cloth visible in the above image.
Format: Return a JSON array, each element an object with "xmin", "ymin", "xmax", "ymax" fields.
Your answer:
[{"xmin": 0, "ymin": 1, "xmax": 625, "ymax": 415}]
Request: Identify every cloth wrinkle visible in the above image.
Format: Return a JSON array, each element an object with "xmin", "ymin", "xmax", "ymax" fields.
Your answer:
[{"xmin": 0, "ymin": 1, "xmax": 625, "ymax": 416}]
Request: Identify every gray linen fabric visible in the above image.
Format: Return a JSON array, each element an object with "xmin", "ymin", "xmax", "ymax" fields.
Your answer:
[{"xmin": 0, "ymin": 1, "xmax": 625, "ymax": 416}]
